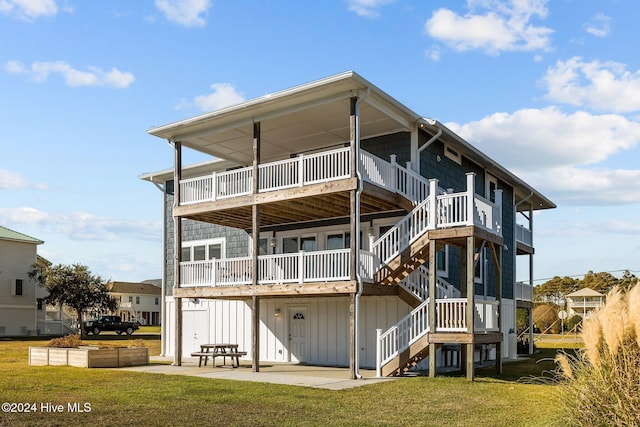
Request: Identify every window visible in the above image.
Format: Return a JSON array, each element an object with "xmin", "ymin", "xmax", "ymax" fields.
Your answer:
[
  {"xmin": 327, "ymin": 233, "xmax": 345, "ymax": 250},
  {"xmin": 258, "ymin": 238, "xmax": 269, "ymax": 255},
  {"xmin": 378, "ymin": 225, "xmax": 393, "ymax": 238},
  {"xmin": 155, "ymin": 297, "xmax": 159, "ymax": 305},
  {"xmin": 436, "ymin": 246, "xmax": 448, "ymax": 277},
  {"xmin": 193, "ymin": 245, "xmax": 206, "ymax": 261},
  {"xmin": 475, "ymin": 248, "xmax": 485, "ymax": 284},
  {"xmin": 182, "ymin": 238, "xmax": 225, "ymax": 261},
  {"xmin": 181, "ymin": 247, "xmax": 191, "ymax": 262},
  {"xmin": 487, "ymin": 174, "xmax": 498, "ymax": 203},
  {"xmin": 14, "ymin": 279, "xmax": 23, "ymax": 296},
  {"xmin": 300, "ymin": 236, "xmax": 317, "ymax": 252},
  {"xmin": 128, "ymin": 296, "xmax": 133, "ymax": 303},
  {"xmin": 327, "ymin": 232, "xmax": 358, "ymax": 249},
  {"xmin": 136, "ymin": 296, "xmax": 140, "ymax": 305},
  {"xmin": 283, "ymin": 237, "xmax": 298, "ymax": 254},
  {"xmin": 37, "ymin": 298, "xmax": 44, "ymax": 310}
]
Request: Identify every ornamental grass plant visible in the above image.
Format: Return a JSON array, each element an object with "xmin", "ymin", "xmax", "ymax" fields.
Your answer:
[{"xmin": 555, "ymin": 283, "xmax": 640, "ymax": 426}]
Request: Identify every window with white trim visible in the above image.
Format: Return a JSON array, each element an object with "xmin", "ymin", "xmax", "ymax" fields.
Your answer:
[
  {"xmin": 436, "ymin": 246, "xmax": 448, "ymax": 277},
  {"xmin": 182, "ymin": 238, "xmax": 225, "ymax": 261}
]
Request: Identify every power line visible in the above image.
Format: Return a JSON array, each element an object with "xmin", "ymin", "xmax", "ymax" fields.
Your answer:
[{"xmin": 531, "ymin": 268, "xmax": 640, "ymax": 284}]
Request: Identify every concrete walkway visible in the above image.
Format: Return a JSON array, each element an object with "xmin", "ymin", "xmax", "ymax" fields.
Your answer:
[{"xmin": 119, "ymin": 357, "xmax": 397, "ymax": 390}]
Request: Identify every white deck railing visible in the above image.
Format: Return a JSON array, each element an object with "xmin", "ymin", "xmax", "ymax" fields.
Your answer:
[
  {"xmin": 178, "ymin": 147, "xmax": 434, "ymax": 206},
  {"xmin": 372, "ymin": 174, "xmax": 502, "ymax": 265},
  {"xmin": 515, "ymin": 224, "xmax": 533, "ymax": 247},
  {"xmin": 180, "ymin": 147, "xmax": 352, "ymax": 205},
  {"xmin": 378, "ymin": 299, "xmax": 430, "ymax": 366},
  {"xmin": 399, "ymin": 265, "xmax": 461, "ymax": 302},
  {"xmin": 376, "ymin": 297, "xmax": 500, "ymax": 371},
  {"xmin": 181, "ymin": 249, "xmax": 377, "ymax": 287},
  {"xmin": 515, "ymin": 281, "xmax": 533, "ymax": 302}
]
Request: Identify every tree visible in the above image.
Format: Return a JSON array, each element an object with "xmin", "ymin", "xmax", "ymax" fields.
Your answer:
[
  {"xmin": 534, "ymin": 276, "xmax": 578, "ymax": 303},
  {"xmin": 29, "ymin": 263, "xmax": 117, "ymax": 338},
  {"xmin": 580, "ymin": 270, "xmax": 618, "ymax": 294},
  {"xmin": 533, "ymin": 304, "xmax": 558, "ymax": 333}
]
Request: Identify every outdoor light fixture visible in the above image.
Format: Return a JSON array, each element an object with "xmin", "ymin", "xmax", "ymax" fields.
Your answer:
[
  {"xmin": 270, "ymin": 238, "xmax": 277, "ymax": 247},
  {"xmin": 274, "ymin": 308, "xmax": 281, "ymax": 318}
]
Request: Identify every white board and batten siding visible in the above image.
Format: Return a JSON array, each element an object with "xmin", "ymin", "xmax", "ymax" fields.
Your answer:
[{"xmin": 164, "ymin": 296, "xmax": 412, "ymax": 368}]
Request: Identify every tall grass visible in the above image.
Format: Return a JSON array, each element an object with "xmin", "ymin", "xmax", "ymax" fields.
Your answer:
[{"xmin": 555, "ymin": 283, "xmax": 640, "ymax": 426}]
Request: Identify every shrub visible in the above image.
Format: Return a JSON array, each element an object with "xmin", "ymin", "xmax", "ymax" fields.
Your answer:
[
  {"xmin": 128, "ymin": 339, "xmax": 147, "ymax": 348},
  {"xmin": 555, "ymin": 283, "xmax": 640, "ymax": 426},
  {"xmin": 565, "ymin": 314, "xmax": 582, "ymax": 333},
  {"xmin": 533, "ymin": 304, "xmax": 558, "ymax": 333},
  {"xmin": 47, "ymin": 334, "xmax": 83, "ymax": 348}
]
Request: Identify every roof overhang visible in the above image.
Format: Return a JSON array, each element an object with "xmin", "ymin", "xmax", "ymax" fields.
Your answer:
[
  {"xmin": 419, "ymin": 119, "xmax": 556, "ymax": 212},
  {"xmin": 148, "ymin": 71, "xmax": 421, "ymax": 165},
  {"xmin": 145, "ymin": 71, "xmax": 554, "ymax": 212}
]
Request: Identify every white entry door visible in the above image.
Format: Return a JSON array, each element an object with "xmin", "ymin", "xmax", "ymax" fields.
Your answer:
[
  {"xmin": 182, "ymin": 309, "xmax": 209, "ymax": 356},
  {"xmin": 288, "ymin": 307, "xmax": 308, "ymax": 363}
]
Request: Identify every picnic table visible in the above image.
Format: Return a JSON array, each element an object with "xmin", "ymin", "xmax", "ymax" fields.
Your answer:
[{"xmin": 191, "ymin": 344, "xmax": 247, "ymax": 368}]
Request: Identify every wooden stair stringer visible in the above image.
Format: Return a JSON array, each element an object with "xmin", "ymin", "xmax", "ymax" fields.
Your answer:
[
  {"xmin": 381, "ymin": 333, "xmax": 440, "ymax": 377},
  {"xmin": 376, "ymin": 232, "xmax": 432, "ymax": 287}
]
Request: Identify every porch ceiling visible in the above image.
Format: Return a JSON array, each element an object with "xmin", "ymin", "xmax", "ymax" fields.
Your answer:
[{"xmin": 148, "ymin": 72, "xmax": 419, "ymax": 165}]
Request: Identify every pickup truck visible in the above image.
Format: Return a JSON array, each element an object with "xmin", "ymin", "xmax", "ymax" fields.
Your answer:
[{"xmin": 83, "ymin": 315, "xmax": 139, "ymax": 335}]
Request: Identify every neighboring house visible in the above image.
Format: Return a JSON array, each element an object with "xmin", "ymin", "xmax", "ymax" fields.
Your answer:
[
  {"xmin": 141, "ymin": 72, "xmax": 555, "ymax": 378},
  {"xmin": 566, "ymin": 288, "xmax": 604, "ymax": 318},
  {"xmin": 109, "ymin": 281, "xmax": 162, "ymax": 325},
  {"xmin": 0, "ymin": 226, "xmax": 43, "ymax": 336}
]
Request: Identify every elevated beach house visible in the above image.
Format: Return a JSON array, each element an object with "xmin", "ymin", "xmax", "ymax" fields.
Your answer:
[
  {"xmin": 0, "ymin": 226, "xmax": 43, "ymax": 337},
  {"xmin": 141, "ymin": 72, "xmax": 554, "ymax": 379}
]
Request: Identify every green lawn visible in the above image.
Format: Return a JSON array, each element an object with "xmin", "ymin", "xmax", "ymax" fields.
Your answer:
[{"xmin": 0, "ymin": 336, "xmax": 567, "ymax": 426}]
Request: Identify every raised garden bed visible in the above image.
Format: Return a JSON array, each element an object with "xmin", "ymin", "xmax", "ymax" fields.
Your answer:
[{"xmin": 29, "ymin": 346, "xmax": 149, "ymax": 368}]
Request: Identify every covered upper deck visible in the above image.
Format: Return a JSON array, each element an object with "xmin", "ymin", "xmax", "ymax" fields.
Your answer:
[{"xmin": 146, "ymin": 71, "xmax": 555, "ymax": 214}]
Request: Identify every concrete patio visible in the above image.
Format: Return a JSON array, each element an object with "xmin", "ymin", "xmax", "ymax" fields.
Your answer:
[{"xmin": 118, "ymin": 356, "xmax": 398, "ymax": 390}]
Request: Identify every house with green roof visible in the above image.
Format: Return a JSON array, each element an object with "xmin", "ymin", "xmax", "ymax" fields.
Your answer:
[{"xmin": 0, "ymin": 226, "xmax": 43, "ymax": 336}]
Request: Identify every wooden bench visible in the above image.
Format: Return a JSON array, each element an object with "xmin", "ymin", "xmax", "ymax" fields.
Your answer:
[{"xmin": 191, "ymin": 351, "xmax": 247, "ymax": 368}]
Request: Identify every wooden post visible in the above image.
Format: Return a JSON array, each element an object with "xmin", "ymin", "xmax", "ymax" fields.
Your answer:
[
  {"xmin": 466, "ymin": 236, "xmax": 475, "ymax": 381},
  {"xmin": 252, "ymin": 122, "xmax": 261, "ymax": 373},
  {"xmin": 528, "ymin": 206, "xmax": 534, "ymax": 355},
  {"xmin": 348, "ymin": 96, "xmax": 358, "ymax": 379},
  {"xmin": 428, "ymin": 238, "xmax": 437, "ymax": 377},
  {"xmin": 489, "ymin": 242, "xmax": 503, "ymax": 374},
  {"xmin": 173, "ymin": 140, "xmax": 183, "ymax": 366}
]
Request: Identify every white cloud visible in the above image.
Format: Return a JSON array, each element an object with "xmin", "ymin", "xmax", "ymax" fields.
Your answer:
[
  {"xmin": 0, "ymin": 0, "xmax": 57, "ymax": 21},
  {"xmin": 192, "ymin": 83, "xmax": 245, "ymax": 112},
  {"xmin": 446, "ymin": 107, "xmax": 640, "ymax": 205},
  {"xmin": 542, "ymin": 57, "xmax": 640, "ymax": 113},
  {"xmin": 346, "ymin": 0, "xmax": 394, "ymax": 18},
  {"xmin": 4, "ymin": 60, "xmax": 135, "ymax": 88},
  {"xmin": 425, "ymin": 45, "xmax": 441, "ymax": 62},
  {"xmin": 155, "ymin": 0, "xmax": 210, "ymax": 27},
  {"xmin": 0, "ymin": 167, "xmax": 47, "ymax": 189},
  {"xmin": 0, "ymin": 207, "xmax": 160, "ymax": 241},
  {"xmin": 584, "ymin": 12, "xmax": 611, "ymax": 38},
  {"xmin": 524, "ymin": 166, "xmax": 640, "ymax": 206},
  {"xmin": 424, "ymin": 0, "xmax": 553, "ymax": 55}
]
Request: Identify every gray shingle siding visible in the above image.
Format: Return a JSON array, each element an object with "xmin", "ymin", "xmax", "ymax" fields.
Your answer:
[
  {"xmin": 361, "ymin": 132, "xmax": 411, "ymax": 165},
  {"xmin": 164, "ymin": 180, "xmax": 249, "ymax": 295},
  {"xmin": 418, "ymin": 131, "xmax": 516, "ymax": 299}
]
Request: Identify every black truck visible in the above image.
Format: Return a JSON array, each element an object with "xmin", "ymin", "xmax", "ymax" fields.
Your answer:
[{"xmin": 83, "ymin": 315, "xmax": 139, "ymax": 335}]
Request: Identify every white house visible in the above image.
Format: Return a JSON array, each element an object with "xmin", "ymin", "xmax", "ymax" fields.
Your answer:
[
  {"xmin": 109, "ymin": 281, "xmax": 162, "ymax": 325},
  {"xmin": 566, "ymin": 287, "xmax": 604, "ymax": 318},
  {"xmin": 141, "ymin": 72, "xmax": 554, "ymax": 379},
  {"xmin": 0, "ymin": 226, "xmax": 43, "ymax": 336}
]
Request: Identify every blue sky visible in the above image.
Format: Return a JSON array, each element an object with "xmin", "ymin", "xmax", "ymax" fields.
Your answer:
[{"xmin": 1, "ymin": 0, "xmax": 639, "ymax": 284}]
